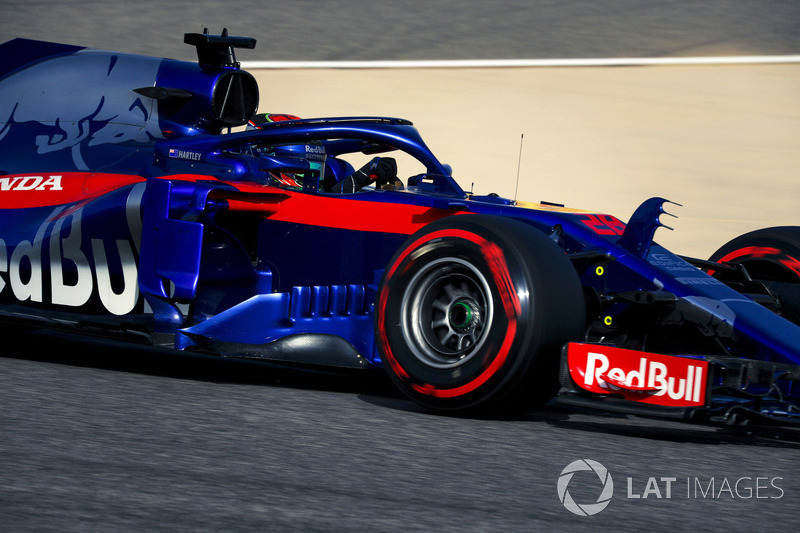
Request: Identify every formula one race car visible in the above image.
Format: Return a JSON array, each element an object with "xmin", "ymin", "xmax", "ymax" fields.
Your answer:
[{"xmin": 1, "ymin": 30, "xmax": 799, "ymax": 425}]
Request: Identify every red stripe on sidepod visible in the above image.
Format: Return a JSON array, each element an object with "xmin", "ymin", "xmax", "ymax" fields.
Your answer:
[
  {"xmin": 263, "ymin": 193, "xmax": 453, "ymax": 235},
  {"xmin": 0, "ymin": 172, "xmax": 146, "ymax": 209}
]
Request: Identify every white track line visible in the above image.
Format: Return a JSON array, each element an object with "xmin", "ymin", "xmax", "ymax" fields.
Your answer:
[{"xmin": 241, "ymin": 55, "xmax": 800, "ymax": 69}]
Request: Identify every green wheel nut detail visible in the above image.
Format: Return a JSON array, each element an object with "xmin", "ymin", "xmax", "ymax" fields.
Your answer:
[{"xmin": 450, "ymin": 301, "xmax": 474, "ymax": 329}]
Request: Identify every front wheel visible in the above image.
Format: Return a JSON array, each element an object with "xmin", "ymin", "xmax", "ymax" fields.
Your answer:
[
  {"xmin": 709, "ymin": 226, "xmax": 800, "ymax": 325},
  {"xmin": 375, "ymin": 215, "xmax": 586, "ymax": 415}
]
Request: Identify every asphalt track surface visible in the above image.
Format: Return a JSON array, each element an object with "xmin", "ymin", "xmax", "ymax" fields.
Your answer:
[
  {"xmin": 2, "ymin": 331, "xmax": 800, "ymax": 532},
  {"xmin": 2, "ymin": 2, "xmax": 800, "ymax": 531}
]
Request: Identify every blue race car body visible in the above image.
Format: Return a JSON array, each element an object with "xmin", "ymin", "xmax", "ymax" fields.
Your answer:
[{"xmin": 1, "ymin": 31, "xmax": 798, "ymax": 423}]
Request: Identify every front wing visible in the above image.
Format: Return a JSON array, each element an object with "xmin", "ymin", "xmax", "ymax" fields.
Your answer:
[{"xmin": 558, "ymin": 343, "xmax": 800, "ymax": 426}]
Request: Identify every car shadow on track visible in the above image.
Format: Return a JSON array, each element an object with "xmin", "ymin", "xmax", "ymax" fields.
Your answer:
[
  {"xmin": 8, "ymin": 327, "xmax": 800, "ymax": 449},
  {"xmin": 537, "ymin": 404, "xmax": 800, "ymax": 449},
  {"xmin": 361, "ymin": 391, "xmax": 800, "ymax": 449},
  {"xmin": 4, "ymin": 327, "xmax": 398, "ymax": 397}
]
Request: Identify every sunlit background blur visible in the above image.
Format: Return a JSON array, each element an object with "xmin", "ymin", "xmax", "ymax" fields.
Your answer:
[{"xmin": 2, "ymin": 0, "xmax": 799, "ymax": 257}]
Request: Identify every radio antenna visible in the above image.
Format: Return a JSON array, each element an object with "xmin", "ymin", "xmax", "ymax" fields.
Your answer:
[{"xmin": 514, "ymin": 133, "xmax": 524, "ymax": 204}]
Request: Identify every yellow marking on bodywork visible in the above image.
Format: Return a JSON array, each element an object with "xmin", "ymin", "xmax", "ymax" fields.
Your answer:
[{"xmin": 514, "ymin": 200, "xmax": 595, "ymax": 213}]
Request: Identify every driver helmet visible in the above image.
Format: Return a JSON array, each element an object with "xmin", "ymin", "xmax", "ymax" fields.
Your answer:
[
  {"xmin": 265, "ymin": 142, "xmax": 327, "ymax": 190},
  {"xmin": 247, "ymin": 113, "xmax": 300, "ymax": 129},
  {"xmin": 247, "ymin": 113, "xmax": 325, "ymax": 189}
]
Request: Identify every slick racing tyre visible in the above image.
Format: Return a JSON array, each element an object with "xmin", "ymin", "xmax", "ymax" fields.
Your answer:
[
  {"xmin": 709, "ymin": 226, "xmax": 800, "ymax": 325},
  {"xmin": 375, "ymin": 215, "xmax": 586, "ymax": 415}
]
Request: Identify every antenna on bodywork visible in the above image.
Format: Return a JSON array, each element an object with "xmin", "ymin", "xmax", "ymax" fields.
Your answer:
[{"xmin": 514, "ymin": 133, "xmax": 524, "ymax": 204}]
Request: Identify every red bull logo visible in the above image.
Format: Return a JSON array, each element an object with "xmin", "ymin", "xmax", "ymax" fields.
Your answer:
[{"xmin": 567, "ymin": 343, "xmax": 708, "ymax": 407}]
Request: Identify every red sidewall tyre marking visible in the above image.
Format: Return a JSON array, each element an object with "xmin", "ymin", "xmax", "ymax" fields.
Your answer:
[
  {"xmin": 716, "ymin": 246, "xmax": 800, "ymax": 279},
  {"xmin": 718, "ymin": 246, "xmax": 781, "ymax": 263},
  {"xmin": 377, "ymin": 228, "xmax": 521, "ymax": 399}
]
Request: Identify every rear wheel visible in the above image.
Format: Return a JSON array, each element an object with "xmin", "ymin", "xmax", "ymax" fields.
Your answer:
[
  {"xmin": 375, "ymin": 215, "xmax": 585, "ymax": 415},
  {"xmin": 709, "ymin": 226, "xmax": 800, "ymax": 325}
]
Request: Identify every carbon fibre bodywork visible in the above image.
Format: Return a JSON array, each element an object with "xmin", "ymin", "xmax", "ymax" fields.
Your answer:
[{"xmin": 1, "ymin": 32, "xmax": 798, "ymax": 421}]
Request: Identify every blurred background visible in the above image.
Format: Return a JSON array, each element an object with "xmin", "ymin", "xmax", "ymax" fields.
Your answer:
[
  {"xmin": 1, "ymin": 0, "xmax": 799, "ymax": 255},
  {"xmin": 2, "ymin": 0, "xmax": 798, "ymax": 60}
]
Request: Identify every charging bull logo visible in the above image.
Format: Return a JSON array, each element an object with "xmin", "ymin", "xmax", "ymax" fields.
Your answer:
[{"xmin": 0, "ymin": 52, "xmax": 163, "ymax": 170}]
